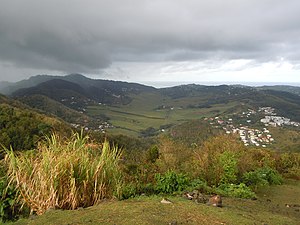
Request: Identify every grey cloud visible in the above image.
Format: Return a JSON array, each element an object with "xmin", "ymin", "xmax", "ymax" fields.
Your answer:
[{"xmin": 1, "ymin": 0, "xmax": 300, "ymax": 80}]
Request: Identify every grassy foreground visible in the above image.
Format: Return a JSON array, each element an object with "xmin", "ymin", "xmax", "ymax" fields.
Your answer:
[{"xmin": 10, "ymin": 180, "xmax": 300, "ymax": 225}]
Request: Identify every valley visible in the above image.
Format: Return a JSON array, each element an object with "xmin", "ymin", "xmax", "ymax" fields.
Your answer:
[
  {"xmin": 2, "ymin": 74, "xmax": 300, "ymax": 144},
  {"xmin": 1, "ymin": 74, "xmax": 300, "ymax": 224},
  {"xmin": 2, "ymin": 1, "xmax": 300, "ymax": 224}
]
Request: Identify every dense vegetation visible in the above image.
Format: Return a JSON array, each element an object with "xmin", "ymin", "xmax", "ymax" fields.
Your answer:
[
  {"xmin": 1, "ymin": 128, "xmax": 299, "ymax": 223},
  {"xmin": 0, "ymin": 101, "xmax": 70, "ymax": 153},
  {"xmin": 0, "ymin": 76, "xmax": 300, "ymax": 223}
]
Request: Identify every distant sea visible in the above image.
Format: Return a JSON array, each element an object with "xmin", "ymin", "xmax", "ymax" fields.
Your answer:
[{"xmin": 141, "ymin": 81, "xmax": 300, "ymax": 88}]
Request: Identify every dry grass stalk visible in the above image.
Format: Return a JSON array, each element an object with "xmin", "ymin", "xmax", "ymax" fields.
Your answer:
[{"xmin": 4, "ymin": 132, "xmax": 123, "ymax": 215}]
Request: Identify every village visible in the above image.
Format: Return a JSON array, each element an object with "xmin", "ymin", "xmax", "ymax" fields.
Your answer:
[
  {"xmin": 206, "ymin": 106, "xmax": 300, "ymax": 147},
  {"xmin": 65, "ymin": 94, "xmax": 300, "ymax": 140}
]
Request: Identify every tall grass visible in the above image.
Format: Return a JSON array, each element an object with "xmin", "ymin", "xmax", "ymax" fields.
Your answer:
[{"xmin": 4, "ymin": 132, "xmax": 123, "ymax": 215}]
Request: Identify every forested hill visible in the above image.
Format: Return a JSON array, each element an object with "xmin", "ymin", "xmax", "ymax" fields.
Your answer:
[
  {"xmin": 0, "ymin": 94, "xmax": 70, "ymax": 152},
  {"xmin": 1, "ymin": 74, "xmax": 300, "ymax": 138}
]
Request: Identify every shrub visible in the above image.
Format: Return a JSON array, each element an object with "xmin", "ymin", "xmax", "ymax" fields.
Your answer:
[
  {"xmin": 219, "ymin": 151, "xmax": 238, "ymax": 185},
  {"xmin": 120, "ymin": 183, "xmax": 138, "ymax": 200},
  {"xmin": 4, "ymin": 132, "xmax": 124, "ymax": 215},
  {"xmin": 276, "ymin": 152, "xmax": 300, "ymax": 179},
  {"xmin": 188, "ymin": 179, "xmax": 213, "ymax": 194},
  {"xmin": 258, "ymin": 167, "xmax": 283, "ymax": 185},
  {"xmin": 238, "ymin": 148, "xmax": 279, "ymax": 177},
  {"xmin": 242, "ymin": 170, "xmax": 268, "ymax": 188},
  {"xmin": 193, "ymin": 135, "xmax": 245, "ymax": 186},
  {"xmin": 216, "ymin": 183, "xmax": 256, "ymax": 199},
  {"xmin": 0, "ymin": 176, "xmax": 27, "ymax": 222},
  {"xmin": 242, "ymin": 167, "xmax": 283, "ymax": 189},
  {"xmin": 146, "ymin": 145, "xmax": 159, "ymax": 163},
  {"xmin": 155, "ymin": 170, "xmax": 189, "ymax": 194},
  {"xmin": 120, "ymin": 182, "xmax": 156, "ymax": 200},
  {"xmin": 156, "ymin": 136, "xmax": 193, "ymax": 173},
  {"xmin": 0, "ymin": 161, "xmax": 29, "ymax": 222}
]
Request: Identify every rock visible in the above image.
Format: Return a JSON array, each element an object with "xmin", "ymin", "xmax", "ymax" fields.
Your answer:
[
  {"xmin": 195, "ymin": 193, "xmax": 208, "ymax": 204},
  {"xmin": 169, "ymin": 220, "xmax": 178, "ymax": 225},
  {"xmin": 208, "ymin": 195, "xmax": 222, "ymax": 207},
  {"xmin": 183, "ymin": 190, "xmax": 209, "ymax": 204},
  {"xmin": 161, "ymin": 198, "xmax": 172, "ymax": 204},
  {"xmin": 183, "ymin": 192, "xmax": 194, "ymax": 200},
  {"xmin": 192, "ymin": 189, "xmax": 200, "ymax": 197}
]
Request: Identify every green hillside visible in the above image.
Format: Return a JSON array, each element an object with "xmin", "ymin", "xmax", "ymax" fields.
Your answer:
[
  {"xmin": 0, "ymin": 94, "xmax": 70, "ymax": 152},
  {"xmin": 16, "ymin": 94, "xmax": 102, "ymax": 128},
  {"xmin": 257, "ymin": 85, "xmax": 300, "ymax": 96},
  {"xmin": 5, "ymin": 75, "xmax": 300, "ymax": 137}
]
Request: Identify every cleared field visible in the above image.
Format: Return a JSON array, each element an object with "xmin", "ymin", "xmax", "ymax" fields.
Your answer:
[{"xmin": 87, "ymin": 92, "xmax": 242, "ymax": 136}]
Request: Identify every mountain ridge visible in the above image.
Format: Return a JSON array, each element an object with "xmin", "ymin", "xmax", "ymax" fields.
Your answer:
[{"xmin": 2, "ymin": 74, "xmax": 300, "ymax": 137}]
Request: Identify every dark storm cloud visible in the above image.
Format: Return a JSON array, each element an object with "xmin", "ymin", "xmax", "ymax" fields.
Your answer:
[{"xmin": 1, "ymin": 0, "xmax": 300, "ymax": 80}]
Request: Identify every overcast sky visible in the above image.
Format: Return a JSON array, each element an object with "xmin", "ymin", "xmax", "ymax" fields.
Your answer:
[{"xmin": 1, "ymin": 0, "xmax": 300, "ymax": 86}]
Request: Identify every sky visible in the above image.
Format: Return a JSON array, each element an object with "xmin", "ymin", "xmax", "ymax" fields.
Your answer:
[{"xmin": 1, "ymin": 0, "xmax": 300, "ymax": 86}]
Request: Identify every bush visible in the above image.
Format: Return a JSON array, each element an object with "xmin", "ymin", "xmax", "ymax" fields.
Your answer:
[
  {"xmin": 0, "ymin": 177, "xmax": 23, "ymax": 222},
  {"xmin": 219, "ymin": 151, "xmax": 238, "ymax": 185},
  {"xmin": 188, "ymin": 179, "xmax": 213, "ymax": 194},
  {"xmin": 242, "ymin": 167, "xmax": 283, "ymax": 189},
  {"xmin": 276, "ymin": 152, "xmax": 300, "ymax": 179},
  {"xmin": 0, "ymin": 162, "xmax": 29, "ymax": 222},
  {"xmin": 193, "ymin": 135, "xmax": 245, "ymax": 186},
  {"xmin": 156, "ymin": 136, "xmax": 192, "ymax": 173},
  {"xmin": 216, "ymin": 183, "xmax": 256, "ymax": 199},
  {"xmin": 146, "ymin": 145, "xmax": 159, "ymax": 163},
  {"xmin": 242, "ymin": 170, "xmax": 268, "ymax": 188},
  {"xmin": 120, "ymin": 183, "xmax": 138, "ymax": 200},
  {"xmin": 4, "ymin": 132, "xmax": 124, "ymax": 215},
  {"xmin": 155, "ymin": 170, "xmax": 189, "ymax": 194}
]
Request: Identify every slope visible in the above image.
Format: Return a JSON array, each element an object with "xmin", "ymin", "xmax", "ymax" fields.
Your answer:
[{"xmin": 0, "ymin": 94, "xmax": 70, "ymax": 152}]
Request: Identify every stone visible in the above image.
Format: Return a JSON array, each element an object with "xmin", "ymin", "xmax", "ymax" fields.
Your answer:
[
  {"xmin": 208, "ymin": 195, "xmax": 222, "ymax": 207},
  {"xmin": 192, "ymin": 189, "xmax": 200, "ymax": 197},
  {"xmin": 161, "ymin": 198, "xmax": 172, "ymax": 204},
  {"xmin": 195, "ymin": 193, "xmax": 208, "ymax": 204}
]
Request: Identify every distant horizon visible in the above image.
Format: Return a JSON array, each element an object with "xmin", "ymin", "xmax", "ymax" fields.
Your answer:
[
  {"xmin": 141, "ymin": 81, "xmax": 300, "ymax": 88},
  {"xmin": 1, "ymin": 74, "xmax": 300, "ymax": 89}
]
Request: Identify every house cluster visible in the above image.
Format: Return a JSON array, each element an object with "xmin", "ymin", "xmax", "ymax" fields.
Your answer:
[
  {"xmin": 259, "ymin": 107, "xmax": 300, "ymax": 127},
  {"xmin": 61, "ymin": 97, "xmax": 93, "ymax": 112},
  {"xmin": 233, "ymin": 127, "xmax": 274, "ymax": 147},
  {"xmin": 98, "ymin": 122, "xmax": 114, "ymax": 133},
  {"xmin": 205, "ymin": 106, "xmax": 299, "ymax": 147},
  {"xmin": 71, "ymin": 121, "xmax": 113, "ymax": 133}
]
